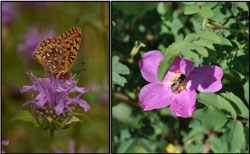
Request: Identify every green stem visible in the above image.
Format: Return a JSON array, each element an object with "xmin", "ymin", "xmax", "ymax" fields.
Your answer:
[{"xmin": 49, "ymin": 129, "xmax": 54, "ymax": 153}]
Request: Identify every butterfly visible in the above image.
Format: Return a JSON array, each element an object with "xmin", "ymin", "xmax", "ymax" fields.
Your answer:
[{"xmin": 33, "ymin": 27, "xmax": 82, "ymax": 78}]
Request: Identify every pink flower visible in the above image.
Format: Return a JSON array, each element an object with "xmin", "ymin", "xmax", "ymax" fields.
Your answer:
[{"xmin": 139, "ymin": 50, "xmax": 223, "ymax": 118}]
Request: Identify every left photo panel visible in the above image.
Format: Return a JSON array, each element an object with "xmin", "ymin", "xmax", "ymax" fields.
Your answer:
[{"xmin": 1, "ymin": 2, "xmax": 109, "ymax": 153}]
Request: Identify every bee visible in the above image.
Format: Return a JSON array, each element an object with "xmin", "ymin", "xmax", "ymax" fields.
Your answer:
[{"xmin": 170, "ymin": 74, "xmax": 186, "ymax": 94}]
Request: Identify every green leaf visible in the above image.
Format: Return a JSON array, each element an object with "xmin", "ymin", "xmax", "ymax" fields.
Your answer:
[
  {"xmin": 12, "ymin": 110, "xmax": 39, "ymax": 128},
  {"xmin": 183, "ymin": 127, "xmax": 206, "ymax": 142},
  {"xmin": 112, "ymin": 103, "xmax": 132, "ymax": 123},
  {"xmin": 219, "ymin": 37, "xmax": 233, "ymax": 46},
  {"xmin": 112, "ymin": 56, "xmax": 130, "ymax": 86},
  {"xmin": 184, "ymin": 6, "xmax": 200, "ymax": 15},
  {"xmin": 184, "ymin": 33, "xmax": 199, "ymax": 42},
  {"xmin": 209, "ymin": 135, "xmax": 228, "ymax": 153},
  {"xmin": 138, "ymin": 138, "xmax": 154, "ymax": 152},
  {"xmin": 186, "ymin": 144, "xmax": 204, "ymax": 153},
  {"xmin": 157, "ymin": 2, "xmax": 166, "ymax": 15},
  {"xmin": 225, "ymin": 121, "xmax": 245, "ymax": 153},
  {"xmin": 232, "ymin": 2, "xmax": 239, "ymax": 16},
  {"xmin": 243, "ymin": 82, "xmax": 249, "ymax": 104},
  {"xmin": 199, "ymin": 31, "xmax": 221, "ymax": 44},
  {"xmin": 189, "ymin": 44, "xmax": 209, "ymax": 57},
  {"xmin": 200, "ymin": 7, "xmax": 214, "ymax": 18},
  {"xmin": 190, "ymin": 107, "xmax": 227, "ymax": 131},
  {"xmin": 220, "ymin": 92, "xmax": 249, "ymax": 119},
  {"xmin": 194, "ymin": 39, "xmax": 215, "ymax": 50},
  {"xmin": 157, "ymin": 55, "xmax": 176, "ymax": 82},
  {"xmin": 237, "ymin": 2, "xmax": 249, "ymax": 12},
  {"xmin": 198, "ymin": 93, "xmax": 237, "ymax": 118},
  {"xmin": 180, "ymin": 50, "xmax": 200, "ymax": 65},
  {"xmin": 117, "ymin": 138, "xmax": 135, "ymax": 153},
  {"xmin": 158, "ymin": 41, "xmax": 186, "ymax": 81},
  {"xmin": 245, "ymin": 122, "xmax": 249, "ymax": 148}
]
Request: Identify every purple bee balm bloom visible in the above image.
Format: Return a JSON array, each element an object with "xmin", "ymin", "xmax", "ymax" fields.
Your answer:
[
  {"xmin": 1, "ymin": 139, "xmax": 9, "ymax": 153},
  {"xmin": 139, "ymin": 50, "xmax": 223, "ymax": 118},
  {"xmin": 1, "ymin": 139, "xmax": 9, "ymax": 146},
  {"xmin": 17, "ymin": 27, "xmax": 55, "ymax": 60},
  {"xmin": 21, "ymin": 72, "xmax": 90, "ymax": 115},
  {"xmin": 2, "ymin": 2, "xmax": 16, "ymax": 25}
]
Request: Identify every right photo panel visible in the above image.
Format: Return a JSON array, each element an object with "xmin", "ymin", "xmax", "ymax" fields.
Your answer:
[{"xmin": 112, "ymin": 2, "xmax": 249, "ymax": 153}]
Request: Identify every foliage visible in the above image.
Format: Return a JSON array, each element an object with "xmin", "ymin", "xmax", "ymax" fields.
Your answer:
[{"xmin": 112, "ymin": 2, "xmax": 249, "ymax": 153}]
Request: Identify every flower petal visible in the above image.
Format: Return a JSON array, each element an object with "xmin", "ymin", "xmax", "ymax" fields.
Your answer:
[
  {"xmin": 139, "ymin": 83, "xmax": 174, "ymax": 111},
  {"xmin": 188, "ymin": 66, "xmax": 223, "ymax": 92},
  {"xmin": 35, "ymin": 91, "xmax": 47, "ymax": 107},
  {"xmin": 170, "ymin": 89, "xmax": 197, "ymax": 118},
  {"xmin": 170, "ymin": 56, "xmax": 194, "ymax": 75},
  {"xmin": 74, "ymin": 97, "xmax": 90, "ymax": 112},
  {"xmin": 21, "ymin": 85, "xmax": 37, "ymax": 93},
  {"xmin": 163, "ymin": 56, "xmax": 194, "ymax": 84},
  {"xmin": 139, "ymin": 50, "xmax": 164, "ymax": 83},
  {"xmin": 55, "ymin": 102, "xmax": 64, "ymax": 115}
]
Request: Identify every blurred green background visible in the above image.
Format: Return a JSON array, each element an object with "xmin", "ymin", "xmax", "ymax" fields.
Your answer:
[{"xmin": 2, "ymin": 2, "xmax": 109, "ymax": 153}]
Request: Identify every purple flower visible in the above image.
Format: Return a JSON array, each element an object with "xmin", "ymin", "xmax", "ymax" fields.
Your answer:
[
  {"xmin": 139, "ymin": 50, "xmax": 223, "ymax": 118},
  {"xmin": 17, "ymin": 27, "xmax": 55, "ymax": 60},
  {"xmin": 21, "ymin": 72, "xmax": 90, "ymax": 115},
  {"xmin": 2, "ymin": 2, "xmax": 16, "ymax": 25},
  {"xmin": 1, "ymin": 139, "xmax": 9, "ymax": 153}
]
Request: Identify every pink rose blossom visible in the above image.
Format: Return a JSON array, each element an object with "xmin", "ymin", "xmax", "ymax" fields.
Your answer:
[{"xmin": 139, "ymin": 50, "xmax": 223, "ymax": 118}]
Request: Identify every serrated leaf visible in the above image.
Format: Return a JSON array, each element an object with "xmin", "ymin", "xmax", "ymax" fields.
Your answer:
[
  {"xmin": 198, "ymin": 93, "xmax": 237, "ymax": 118},
  {"xmin": 180, "ymin": 50, "xmax": 200, "ymax": 65},
  {"xmin": 189, "ymin": 44, "xmax": 209, "ymax": 57},
  {"xmin": 184, "ymin": 6, "xmax": 200, "ymax": 15},
  {"xmin": 157, "ymin": 41, "xmax": 186, "ymax": 81},
  {"xmin": 200, "ymin": 7, "xmax": 214, "ymax": 18},
  {"xmin": 190, "ymin": 107, "xmax": 227, "ymax": 131},
  {"xmin": 112, "ymin": 72, "xmax": 128, "ymax": 86},
  {"xmin": 225, "ymin": 121, "xmax": 245, "ymax": 152},
  {"xmin": 219, "ymin": 37, "xmax": 233, "ymax": 46},
  {"xmin": 237, "ymin": 2, "xmax": 249, "ymax": 12},
  {"xmin": 220, "ymin": 92, "xmax": 249, "ymax": 119},
  {"xmin": 112, "ymin": 56, "xmax": 130, "ymax": 75},
  {"xmin": 157, "ymin": 55, "xmax": 177, "ymax": 82},
  {"xmin": 184, "ymin": 33, "xmax": 199, "ymax": 42},
  {"xmin": 209, "ymin": 135, "xmax": 228, "ymax": 153},
  {"xmin": 12, "ymin": 110, "xmax": 39, "ymax": 128},
  {"xmin": 194, "ymin": 39, "xmax": 215, "ymax": 50},
  {"xmin": 112, "ymin": 56, "xmax": 130, "ymax": 86},
  {"xmin": 199, "ymin": 31, "xmax": 221, "ymax": 44}
]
